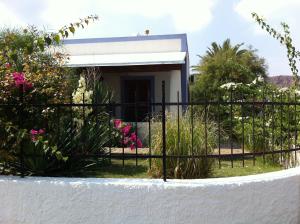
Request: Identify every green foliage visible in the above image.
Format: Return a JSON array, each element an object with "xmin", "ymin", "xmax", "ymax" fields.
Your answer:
[
  {"xmin": 55, "ymin": 115, "xmax": 111, "ymax": 175},
  {"xmin": 0, "ymin": 15, "xmax": 105, "ymax": 176},
  {"xmin": 252, "ymin": 12, "xmax": 299, "ymax": 83},
  {"xmin": 191, "ymin": 38, "xmax": 267, "ymax": 101},
  {"xmin": 0, "ymin": 120, "xmax": 67, "ymax": 175},
  {"xmin": 149, "ymin": 111, "xmax": 219, "ymax": 178},
  {"xmin": 0, "ymin": 15, "xmax": 98, "ymax": 104}
]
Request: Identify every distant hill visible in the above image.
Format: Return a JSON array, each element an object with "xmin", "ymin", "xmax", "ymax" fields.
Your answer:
[{"xmin": 267, "ymin": 75, "xmax": 294, "ymax": 87}]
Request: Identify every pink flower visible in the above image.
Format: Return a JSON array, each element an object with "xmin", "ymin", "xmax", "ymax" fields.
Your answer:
[
  {"xmin": 130, "ymin": 132, "xmax": 137, "ymax": 142},
  {"xmin": 5, "ymin": 63, "xmax": 11, "ymax": 69},
  {"xmin": 114, "ymin": 119, "xmax": 122, "ymax": 129},
  {"xmin": 122, "ymin": 137, "xmax": 130, "ymax": 145},
  {"xmin": 129, "ymin": 132, "xmax": 143, "ymax": 148},
  {"xmin": 31, "ymin": 136, "xmax": 37, "ymax": 142},
  {"xmin": 30, "ymin": 129, "xmax": 38, "ymax": 135},
  {"xmin": 137, "ymin": 138, "xmax": 143, "ymax": 148},
  {"xmin": 30, "ymin": 129, "xmax": 45, "ymax": 142},
  {"xmin": 38, "ymin": 129, "xmax": 45, "ymax": 134},
  {"xmin": 122, "ymin": 124, "xmax": 132, "ymax": 136},
  {"xmin": 12, "ymin": 72, "xmax": 33, "ymax": 91},
  {"xmin": 130, "ymin": 143, "xmax": 135, "ymax": 150}
]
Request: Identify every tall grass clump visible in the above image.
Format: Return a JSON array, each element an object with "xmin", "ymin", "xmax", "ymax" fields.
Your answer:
[{"xmin": 149, "ymin": 109, "xmax": 218, "ymax": 178}]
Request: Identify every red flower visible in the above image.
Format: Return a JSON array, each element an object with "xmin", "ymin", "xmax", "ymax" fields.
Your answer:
[
  {"xmin": 12, "ymin": 72, "xmax": 33, "ymax": 92},
  {"xmin": 30, "ymin": 128, "xmax": 45, "ymax": 142},
  {"xmin": 30, "ymin": 129, "xmax": 38, "ymax": 135},
  {"xmin": 114, "ymin": 119, "xmax": 122, "ymax": 129},
  {"xmin": 137, "ymin": 138, "xmax": 143, "ymax": 148},
  {"xmin": 38, "ymin": 129, "xmax": 45, "ymax": 134},
  {"xmin": 122, "ymin": 124, "xmax": 132, "ymax": 136}
]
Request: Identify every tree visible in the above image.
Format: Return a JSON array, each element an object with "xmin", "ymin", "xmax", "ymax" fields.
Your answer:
[{"xmin": 191, "ymin": 39, "xmax": 268, "ymax": 100}]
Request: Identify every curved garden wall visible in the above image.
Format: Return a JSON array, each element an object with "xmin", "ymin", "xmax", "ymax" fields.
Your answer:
[{"xmin": 0, "ymin": 168, "xmax": 300, "ymax": 224}]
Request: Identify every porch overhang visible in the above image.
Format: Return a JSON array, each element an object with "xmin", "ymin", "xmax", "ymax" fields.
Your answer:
[{"xmin": 65, "ymin": 52, "xmax": 186, "ymax": 67}]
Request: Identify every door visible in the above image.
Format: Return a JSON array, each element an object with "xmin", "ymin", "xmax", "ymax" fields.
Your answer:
[{"xmin": 122, "ymin": 78, "xmax": 153, "ymax": 122}]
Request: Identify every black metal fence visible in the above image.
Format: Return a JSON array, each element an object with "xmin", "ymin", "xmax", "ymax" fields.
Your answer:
[{"xmin": 1, "ymin": 81, "xmax": 300, "ymax": 181}]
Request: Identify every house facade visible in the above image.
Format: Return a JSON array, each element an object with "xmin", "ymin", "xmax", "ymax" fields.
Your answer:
[{"xmin": 63, "ymin": 34, "xmax": 189, "ymax": 121}]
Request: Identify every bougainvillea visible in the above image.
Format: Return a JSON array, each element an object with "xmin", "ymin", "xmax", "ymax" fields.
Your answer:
[
  {"xmin": 12, "ymin": 72, "xmax": 33, "ymax": 92},
  {"xmin": 30, "ymin": 128, "xmax": 45, "ymax": 142},
  {"xmin": 114, "ymin": 119, "xmax": 143, "ymax": 149}
]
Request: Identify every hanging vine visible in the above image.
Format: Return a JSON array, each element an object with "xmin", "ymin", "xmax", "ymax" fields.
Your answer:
[{"xmin": 252, "ymin": 12, "xmax": 299, "ymax": 85}]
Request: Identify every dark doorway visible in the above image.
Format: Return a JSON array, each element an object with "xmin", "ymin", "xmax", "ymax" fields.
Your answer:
[{"xmin": 122, "ymin": 78, "xmax": 153, "ymax": 121}]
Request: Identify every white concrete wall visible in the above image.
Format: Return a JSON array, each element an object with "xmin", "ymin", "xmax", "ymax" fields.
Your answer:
[
  {"xmin": 63, "ymin": 39, "xmax": 182, "ymax": 56},
  {"xmin": 1, "ymin": 167, "xmax": 300, "ymax": 224}
]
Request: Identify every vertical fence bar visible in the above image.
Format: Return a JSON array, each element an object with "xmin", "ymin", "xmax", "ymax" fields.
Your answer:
[
  {"xmin": 82, "ymin": 93, "xmax": 86, "ymax": 125},
  {"xmin": 252, "ymin": 93, "xmax": 256, "ymax": 166},
  {"xmin": 230, "ymin": 89, "xmax": 233, "ymax": 168},
  {"xmin": 57, "ymin": 106, "xmax": 61, "ymax": 148},
  {"xmin": 162, "ymin": 81, "xmax": 167, "ymax": 182},
  {"xmin": 191, "ymin": 93, "xmax": 194, "ymax": 156},
  {"xmin": 81, "ymin": 93, "xmax": 86, "ymax": 154},
  {"xmin": 19, "ymin": 85, "xmax": 25, "ymax": 177},
  {"xmin": 280, "ymin": 93, "xmax": 283, "ymax": 163},
  {"xmin": 177, "ymin": 91, "xmax": 181, "ymax": 169},
  {"xmin": 148, "ymin": 92, "xmax": 152, "ymax": 169},
  {"xmin": 288, "ymin": 93, "xmax": 291, "ymax": 165},
  {"xmin": 262, "ymin": 87, "xmax": 266, "ymax": 164},
  {"xmin": 271, "ymin": 93, "xmax": 275, "ymax": 163},
  {"xmin": 122, "ymin": 131, "xmax": 125, "ymax": 167},
  {"xmin": 108, "ymin": 98, "xmax": 112, "ymax": 164},
  {"xmin": 218, "ymin": 92, "xmax": 221, "ymax": 168},
  {"xmin": 204, "ymin": 92, "xmax": 208, "ymax": 165},
  {"xmin": 294, "ymin": 93, "xmax": 297, "ymax": 166},
  {"xmin": 241, "ymin": 97, "xmax": 245, "ymax": 167},
  {"xmin": 134, "ymin": 91, "xmax": 138, "ymax": 166}
]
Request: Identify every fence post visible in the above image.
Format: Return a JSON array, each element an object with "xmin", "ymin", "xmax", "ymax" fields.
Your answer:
[
  {"xmin": 162, "ymin": 81, "xmax": 167, "ymax": 181},
  {"xmin": 19, "ymin": 84, "xmax": 25, "ymax": 178}
]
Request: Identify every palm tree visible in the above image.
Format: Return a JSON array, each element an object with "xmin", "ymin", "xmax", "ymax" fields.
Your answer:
[{"xmin": 191, "ymin": 38, "xmax": 267, "ymax": 100}]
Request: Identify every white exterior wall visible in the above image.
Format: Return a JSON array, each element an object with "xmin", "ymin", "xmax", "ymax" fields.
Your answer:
[
  {"xmin": 1, "ymin": 167, "xmax": 300, "ymax": 224},
  {"xmin": 63, "ymin": 39, "xmax": 182, "ymax": 56}
]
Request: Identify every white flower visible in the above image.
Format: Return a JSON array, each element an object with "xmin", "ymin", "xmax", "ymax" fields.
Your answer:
[
  {"xmin": 294, "ymin": 90, "xmax": 300, "ymax": 96},
  {"xmin": 279, "ymin": 87, "xmax": 289, "ymax": 93},
  {"xmin": 251, "ymin": 75, "xmax": 264, "ymax": 86},
  {"xmin": 257, "ymin": 75, "xmax": 264, "ymax": 82},
  {"xmin": 220, "ymin": 82, "xmax": 240, "ymax": 90},
  {"xmin": 72, "ymin": 75, "xmax": 93, "ymax": 119}
]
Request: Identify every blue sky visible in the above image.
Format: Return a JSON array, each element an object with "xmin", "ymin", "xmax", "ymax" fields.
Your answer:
[{"xmin": 1, "ymin": 0, "xmax": 300, "ymax": 76}]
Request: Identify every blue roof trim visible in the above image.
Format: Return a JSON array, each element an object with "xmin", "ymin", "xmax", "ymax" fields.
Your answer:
[{"xmin": 63, "ymin": 33, "xmax": 188, "ymax": 52}]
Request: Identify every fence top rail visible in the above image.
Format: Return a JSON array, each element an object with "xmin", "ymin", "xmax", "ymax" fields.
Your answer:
[{"xmin": 1, "ymin": 101, "xmax": 300, "ymax": 107}]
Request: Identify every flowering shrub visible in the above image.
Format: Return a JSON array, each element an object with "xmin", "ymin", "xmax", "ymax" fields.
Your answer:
[
  {"xmin": 0, "ymin": 17, "xmax": 99, "ymax": 176},
  {"xmin": 72, "ymin": 76, "xmax": 93, "ymax": 125},
  {"xmin": 30, "ymin": 128, "xmax": 45, "ymax": 142},
  {"xmin": 114, "ymin": 119, "xmax": 143, "ymax": 149},
  {"xmin": 12, "ymin": 72, "xmax": 33, "ymax": 92}
]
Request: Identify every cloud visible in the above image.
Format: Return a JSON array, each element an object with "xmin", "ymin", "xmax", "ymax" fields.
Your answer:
[
  {"xmin": 101, "ymin": 0, "xmax": 218, "ymax": 32},
  {"xmin": 234, "ymin": 0, "xmax": 300, "ymax": 35},
  {"xmin": 0, "ymin": 0, "xmax": 217, "ymax": 33}
]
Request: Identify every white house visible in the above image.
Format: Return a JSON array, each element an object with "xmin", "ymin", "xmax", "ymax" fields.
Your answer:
[{"xmin": 63, "ymin": 34, "xmax": 189, "ymax": 121}]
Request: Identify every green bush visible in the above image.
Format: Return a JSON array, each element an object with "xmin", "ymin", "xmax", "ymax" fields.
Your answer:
[{"xmin": 149, "ymin": 110, "xmax": 219, "ymax": 179}]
